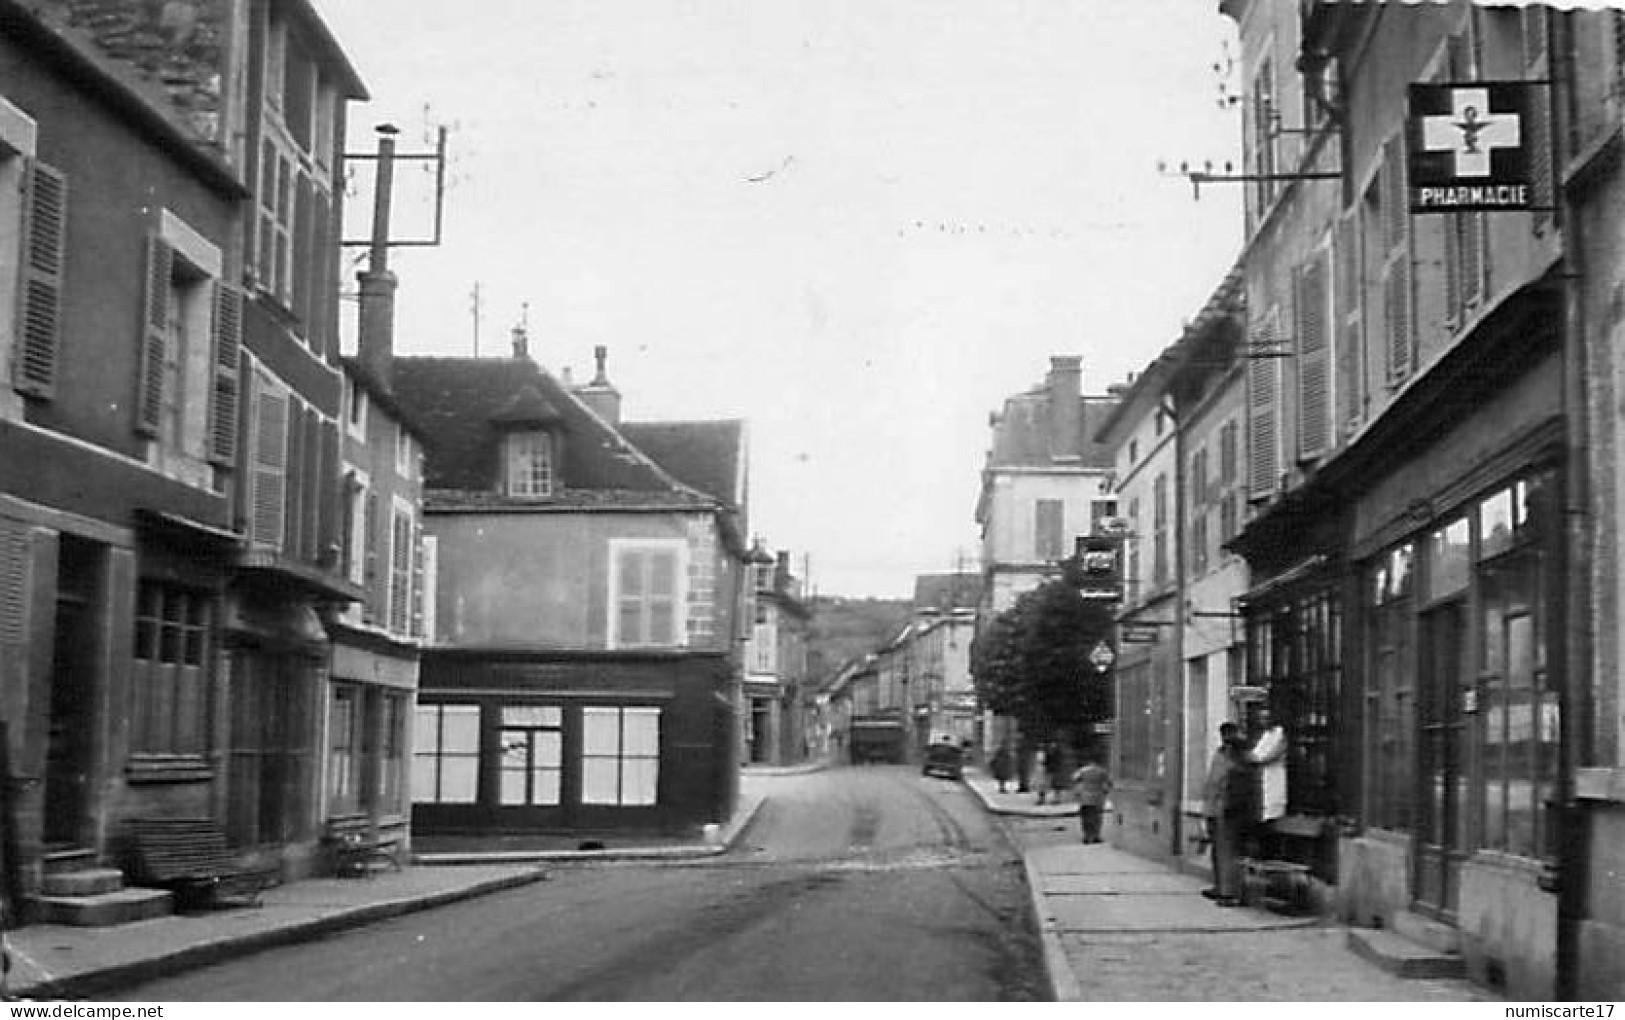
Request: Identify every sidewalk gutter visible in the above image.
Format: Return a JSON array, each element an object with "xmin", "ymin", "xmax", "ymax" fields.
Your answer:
[
  {"xmin": 412, "ymin": 790, "xmax": 768, "ymax": 866},
  {"xmin": 962, "ymin": 773, "xmax": 1082, "ymax": 1002},
  {"xmin": 12, "ymin": 869, "xmax": 548, "ymax": 1001}
]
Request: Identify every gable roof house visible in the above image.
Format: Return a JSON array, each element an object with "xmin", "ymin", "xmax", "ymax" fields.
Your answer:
[{"xmin": 393, "ymin": 340, "xmax": 749, "ymax": 839}]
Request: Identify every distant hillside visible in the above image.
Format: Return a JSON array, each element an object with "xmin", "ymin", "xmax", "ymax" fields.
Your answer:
[{"xmin": 805, "ymin": 596, "xmax": 912, "ymax": 688}]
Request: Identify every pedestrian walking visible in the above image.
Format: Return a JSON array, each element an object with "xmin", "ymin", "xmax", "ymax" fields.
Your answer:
[
  {"xmin": 1071, "ymin": 757, "xmax": 1111, "ymax": 844},
  {"xmin": 1032, "ymin": 745, "xmax": 1050, "ymax": 804},
  {"xmin": 991, "ymin": 744, "xmax": 1015, "ymax": 793},
  {"xmin": 1044, "ymin": 741, "xmax": 1072, "ymax": 803},
  {"xmin": 1201, "ymin": 722, "xmax": 1249, "ymax": 906}
]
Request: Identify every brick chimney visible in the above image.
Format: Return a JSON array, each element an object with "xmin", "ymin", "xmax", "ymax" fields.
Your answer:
[
  {"xmin": 573, "ymin": 345, "xmax": 622, "ymax": 423},
  {"xmin": 1047, "ymin": 355, "xmax": 1082, "ymax": 461}
]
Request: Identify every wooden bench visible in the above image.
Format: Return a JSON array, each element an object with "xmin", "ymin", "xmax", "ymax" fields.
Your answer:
[
  {"xmin": 127, "ymin": 818, "xmax": 273, "ymax": 910},
  {"xmin": 322, "ymin": 817, "xmax": 402, "ymax": 878}
]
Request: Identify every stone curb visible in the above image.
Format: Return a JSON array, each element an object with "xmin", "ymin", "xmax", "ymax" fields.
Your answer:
[
  {"xmin": 412, "ymin": 792, "xmax": 768, "ymax": 866},
  {"xmin": 12, "ymin": 868, "xmax": 550, "ymax": 1001},
  {"xmin": 963, "ymin": 775, "xmax": 1081, "ymax": 1002}
]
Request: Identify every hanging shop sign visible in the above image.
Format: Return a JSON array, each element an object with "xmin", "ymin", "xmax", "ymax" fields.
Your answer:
[
  {"xmin": 1407, "ymin": 82, "xmax": 1536, "ymax": 213},
  {"xmin": 1087, "ymin": 640, "xmax": 1116, "ymax": 674}
]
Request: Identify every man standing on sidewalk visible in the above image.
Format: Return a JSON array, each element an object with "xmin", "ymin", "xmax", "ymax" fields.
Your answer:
[
  {"xmin": 1201, "ymin": 722, "xmax": 1248, "ymax": 906},
  {"xmin": 1072, "ymin": 757, "xmax": 1111, "ymax": 844}
]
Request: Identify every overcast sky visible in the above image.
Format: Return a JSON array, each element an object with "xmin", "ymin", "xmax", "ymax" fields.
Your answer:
[{"xmin": 313, "ymin": 0, "xmax": 1245, "ymax": 598}]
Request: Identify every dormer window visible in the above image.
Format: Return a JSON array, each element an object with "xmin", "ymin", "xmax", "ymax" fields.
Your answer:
[{"xmin": 506, "ymin": 431, "xmax": 554, "ymax": 499}]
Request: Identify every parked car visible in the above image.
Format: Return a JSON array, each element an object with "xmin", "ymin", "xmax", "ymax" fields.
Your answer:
[{"xmin": 922, "ymin": 742, "xmax": 965, "ymax": 780}]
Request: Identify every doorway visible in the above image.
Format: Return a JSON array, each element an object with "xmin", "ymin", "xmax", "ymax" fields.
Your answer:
[
  {"xmin": 1414, "ymin": 599, "xmax": 1467, "ymax": 918},
  {"xmin": 44, "ymin": 538, "xmax": 100, "ymax": 847}
]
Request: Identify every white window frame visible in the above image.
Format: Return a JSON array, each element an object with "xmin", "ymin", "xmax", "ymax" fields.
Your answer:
[
  {"xmin": 412, "ymin": 703, "xmax": 479, "ymax": 805},
  {"xmin": 151, "ymin": 211, "xmax": 221, "ymax": 472},
  {"xmin": 394, "ymin": 422, "xmax": 413, "ymax": 478},
  {"xmin": 580, "ymin": 705, "xmax": 660, "ymax": 807},
  {"xmin": 345, "ymin": 468, "xmax": 370, "ymax": 586},
  {"xmin": 607, "ymin": 538, "xmax": 688, "ymax": 649},
  {"xmin": 505, "ymin": 431, "xmax": 553, "ymax": 498}
]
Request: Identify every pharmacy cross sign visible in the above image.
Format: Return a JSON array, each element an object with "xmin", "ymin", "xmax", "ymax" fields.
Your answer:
[{"xmin": 1407, "ymin": 81, "xmax": 1536, "ymax": 213}]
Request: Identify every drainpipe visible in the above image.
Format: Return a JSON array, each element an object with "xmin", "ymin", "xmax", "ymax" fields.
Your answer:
[
  {"xmin": 1168, "ymin": 392, "xmax": 1188, "ymax": 861},
  {"xmin": 1548, "ymin": 14, "xmax": 1590, "ymax": 1000}
]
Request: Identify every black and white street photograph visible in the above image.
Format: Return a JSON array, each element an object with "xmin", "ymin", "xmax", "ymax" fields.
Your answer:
[{"xmin": 0, "ymin": 0, "xmax": 1622, "ymax": 1004}]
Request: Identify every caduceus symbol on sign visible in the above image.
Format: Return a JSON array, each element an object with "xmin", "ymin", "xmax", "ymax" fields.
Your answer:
[{"xmin": 1454, "ymin": 105, "xmax": 1492, "ymax": 155}]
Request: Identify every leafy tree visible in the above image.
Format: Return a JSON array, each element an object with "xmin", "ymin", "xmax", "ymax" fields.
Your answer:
[{"xmin": 971, "ymin": 578, "xmax": 1115, "ymax": 746}]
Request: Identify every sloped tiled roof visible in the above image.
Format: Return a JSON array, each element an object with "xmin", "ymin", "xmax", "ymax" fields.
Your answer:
[
  {"xmin": 912, "ymin": 573, "xmax": 983, "ymax": 614},
  {"xmin": 619, "ymin": 420, "xmax": 745, "ymax": 511},
  {"xmin": 391, "ymin": 356, "xmax": 704, "ymax": 501},
  {"xmin": 986, "ymin": 391, "xmax": 1118, "ymax": 470}
]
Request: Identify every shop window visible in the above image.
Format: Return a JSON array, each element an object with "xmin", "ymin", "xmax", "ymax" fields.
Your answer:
[
  {"xmin": 413, "ymin": 704, "xmax": 479, "ymax": 804},
  {"xmin": 1115, "ymin": 662, "xmax": 1153, "ymax": 782},
  {"xmin": 1477, "ymin": 500, "xmax": 1555, "ymax": 859},
  {"xmin": 131, "ymin": 582, "xmax": 210, "ymax": 757},
  {"xmin": 1424, "ymin": 516, "xmax": 1470, "ymax": 601},
  {"xmin": 581, "ymin": 706, "xmax": 660, "ymax": 806},
  {"xmin": 380, "ymin": 692, "xmax": 407, "ymax": 813},
  {"xmin": 1366, "ymin": 544, "xmax": 1416, "ymax": 831},
  {"xmin": 327, "ymin": 684, "xmax": 361, "ymax": 815},
  {"xmin": 499, "ymin": 705, "xmax": 563, "ymax": 807}
]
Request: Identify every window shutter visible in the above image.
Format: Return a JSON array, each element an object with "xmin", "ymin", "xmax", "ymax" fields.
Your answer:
[
  {"xmin": 648, "ymin": 549, "xmax": 678, "ymax": 645},
  {"xmin": 1297, "ymin": 251, "xmax": 1332, "ymax": 460},
  {"xmin": 1386, "ymin": 253, "xmax": 1413, "ymax": 381},
  {"xmin": 1524, "ymin": 8, "xmax": 1554, "ymax": 230},
  {"xmin": 209, "ymin": 284, "xmax": 242, "ymax": 465},
  {"xmin": 1334, "ymin": 209, "xmax": 1363, "ymax": 436},
  {"xmin": 1246, "ymin": 315, "xmax": 1280, "ymax": 499},
  {"xmin": 136, "ymin": 236, "xmax": 172, "ymax": 435},
  {"xmin": 1383, "ymin": 140, "xmax": 1414, "ymax": 382},
  {"xmin": 13, "ymin": 161, "xmax": 66, "ymax": 399},
  {"xmin": 617, "ymin": 550, "xmax": 646, "ymax": 645},
  {"xmin": 0, "ymin": 518, "xmax": 29, "ymax": 645},
  {"xmin": 251, "ymin": 383, "xmax": 288, "ymax": 549},
  {"xmin": 410, "ymin": 520, "xmax": 424, "ymax": 637},
  {"xmin": 1615, "ymin": 11, "xmax": 1625, "ymax": 95},
  {"xmin": 363, "ymin": 489, "xmax": 380, "ymax": 622}
]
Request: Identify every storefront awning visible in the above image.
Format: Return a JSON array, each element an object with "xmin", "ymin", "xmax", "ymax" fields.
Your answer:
[{"xmin": 1238, "ymin": 554, "xmax": 1329, "ymax": 609}]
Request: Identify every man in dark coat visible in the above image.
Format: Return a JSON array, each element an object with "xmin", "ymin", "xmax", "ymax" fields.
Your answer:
[{"xmin": 1201, "ymin": 722, "xmax": 1249, "ymax": 906}]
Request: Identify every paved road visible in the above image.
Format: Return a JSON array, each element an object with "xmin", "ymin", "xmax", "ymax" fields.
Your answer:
[{"xmin": 115, "ymin": 767, "xmax": 1048, "ymax": 1001}]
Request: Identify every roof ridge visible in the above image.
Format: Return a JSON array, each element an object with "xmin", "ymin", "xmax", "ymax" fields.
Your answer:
[{"xmin": 545, "ymin": 372, "xmax": 717, "ymax": 505}]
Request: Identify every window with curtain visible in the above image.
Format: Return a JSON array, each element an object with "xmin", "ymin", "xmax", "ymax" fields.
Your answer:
[{"xmin": 499, "ymin": 705, "xmax": 563, "ymax": 807}]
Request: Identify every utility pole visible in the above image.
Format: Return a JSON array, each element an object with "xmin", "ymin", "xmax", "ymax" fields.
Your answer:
[{"xmin": 470, "ymin": 281, "xmax": 482, "ymax": 356}]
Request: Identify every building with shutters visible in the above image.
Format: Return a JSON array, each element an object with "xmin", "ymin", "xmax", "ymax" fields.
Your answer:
[
  {"xmin": 974, "ymin": 357, "xmax": 1119, "ymax": 764},
  {"xmin": 1093, "ymin": 272, "xmax": 1249, "ymax": 867},
  {"xmin": 1220, "ymin": 0, "xmax": 1625, "ymax": 998},
  {"xmin": 1094, "ymin": 348, "xmax": 1187, "ymax": 862},
  {"xmin": 393, "ymin": 342, "xmax": 750, "ymax": 840},
  {"xmin": 324, "ymin": 360, "xmax": 428, "ymax": 864},
  {"xmin": 741, "ymin": 546, "xmax": 811, "ymax": 767},
  {"xmin": 0, "ymin": 0, "xmax": 368, "ymax": 919},
  {"xmin": 908, "ymin": 572, "xmax": 981, "ymax": 757}
]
